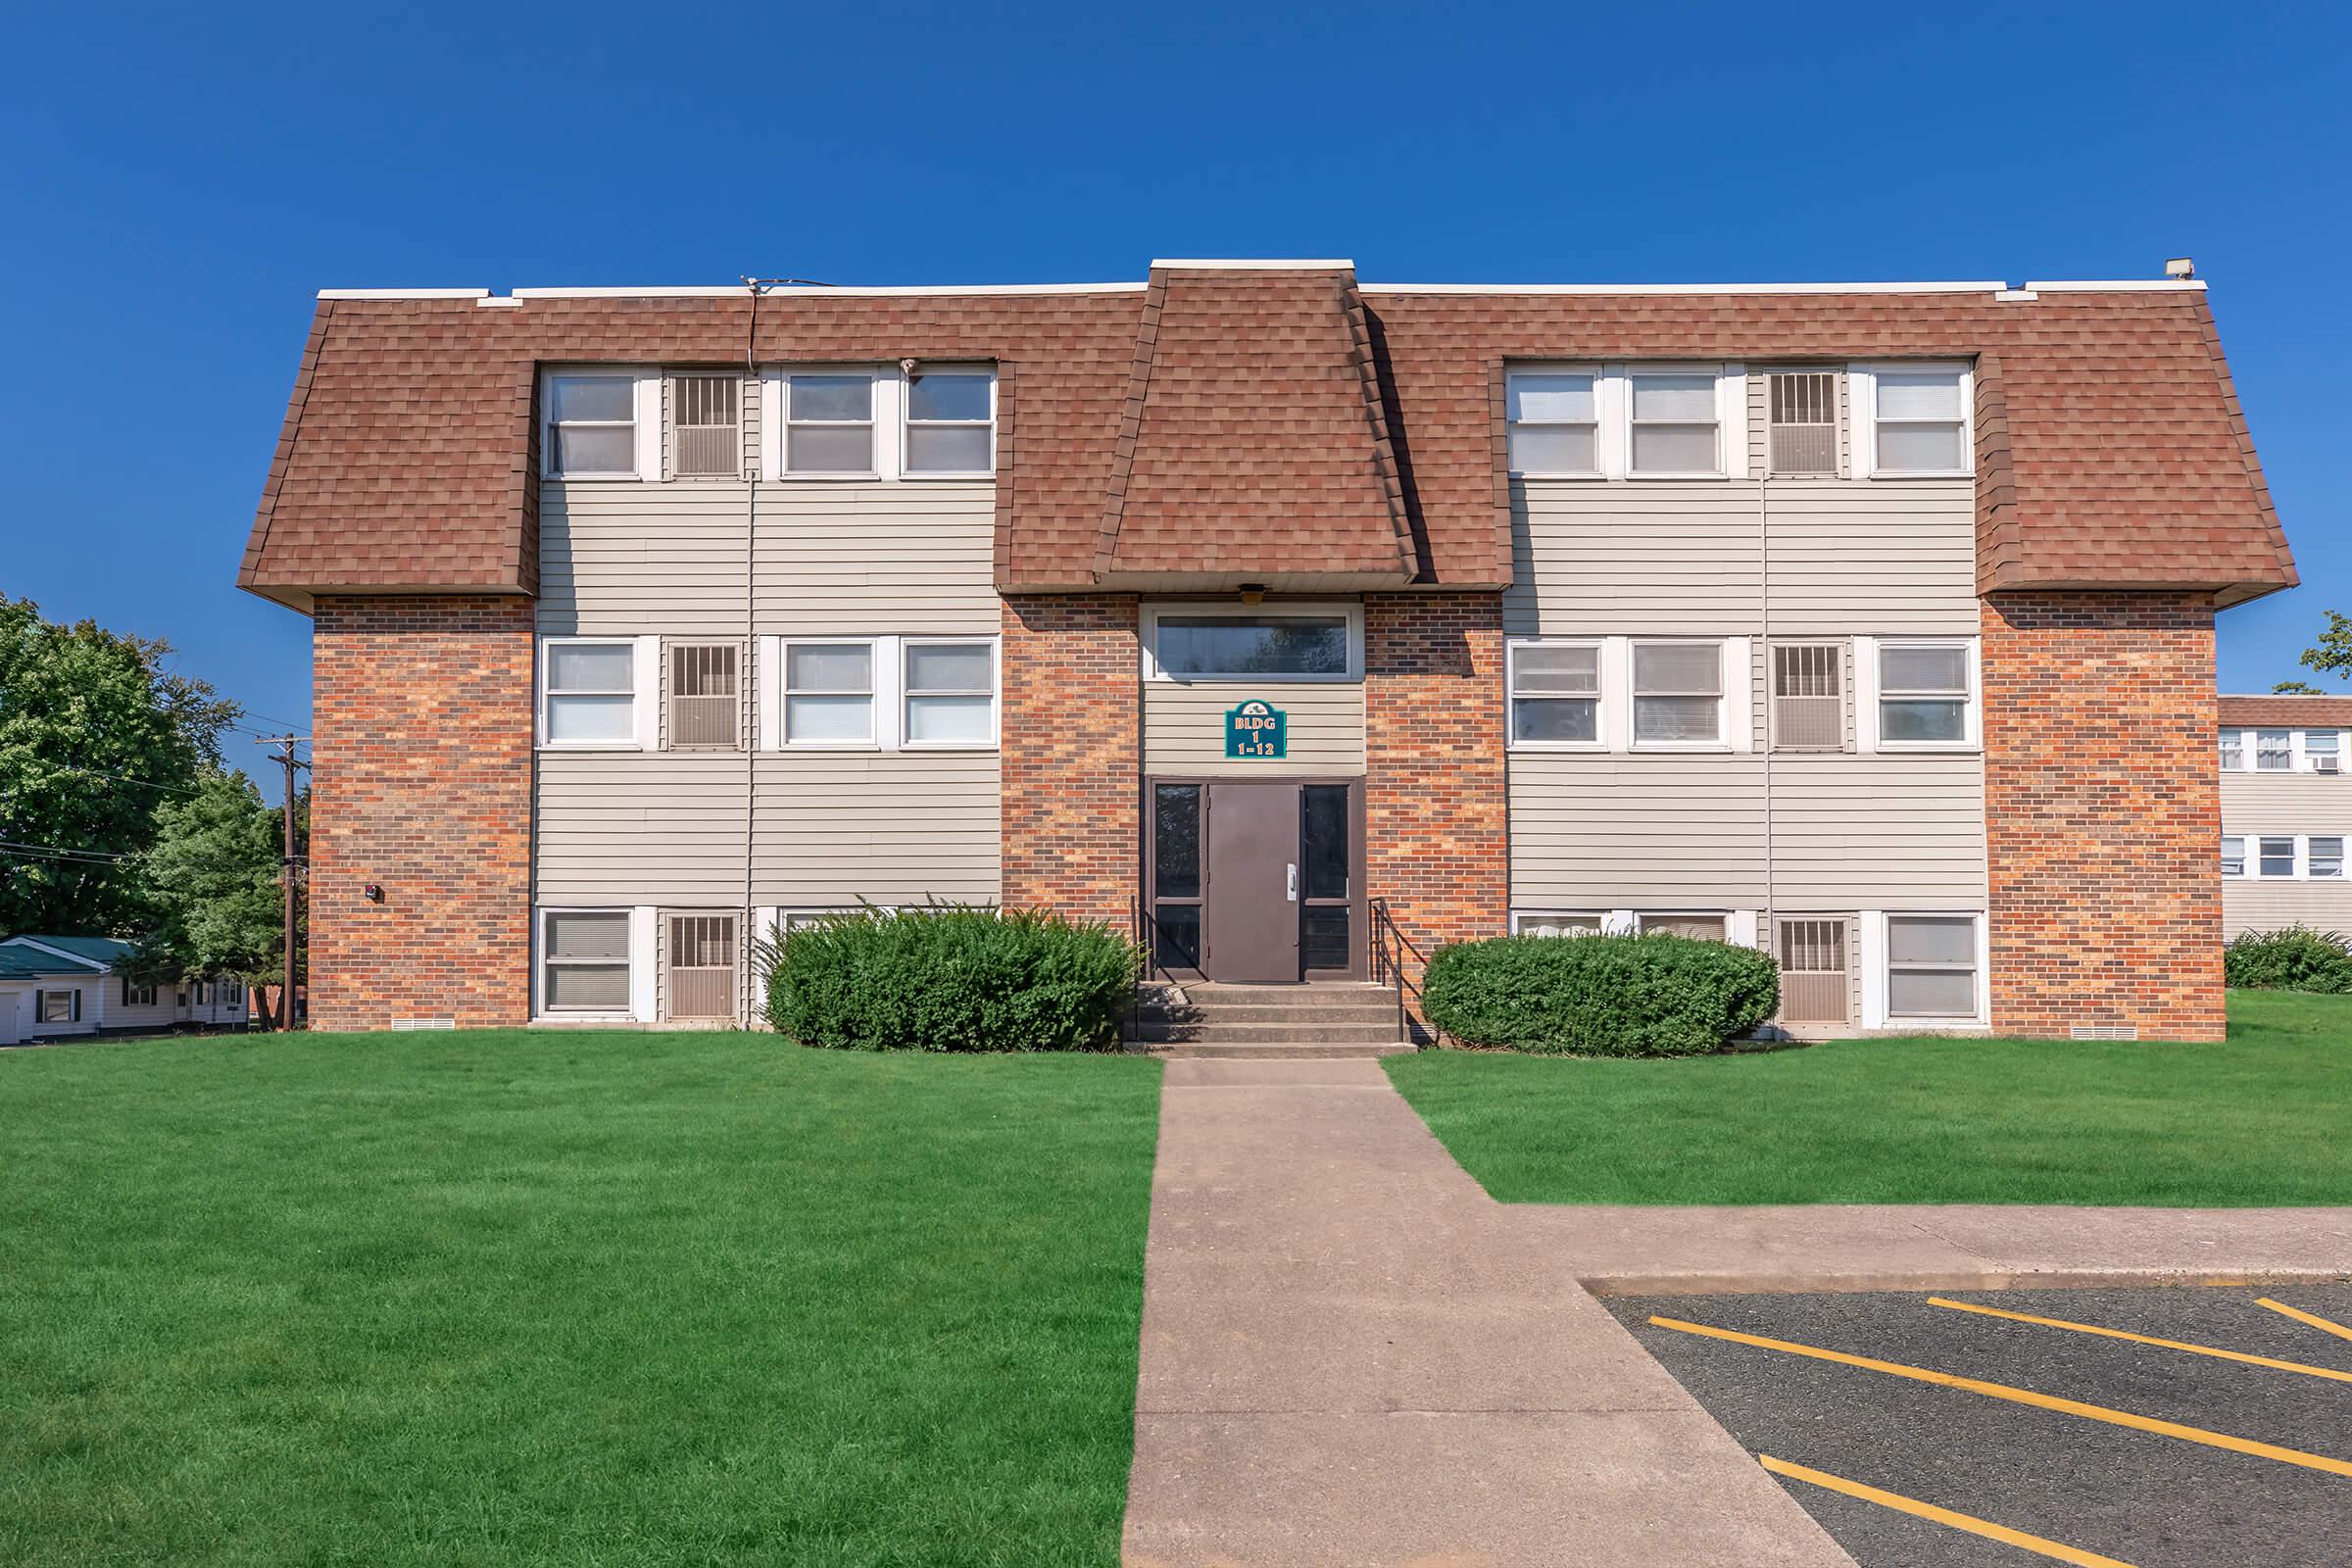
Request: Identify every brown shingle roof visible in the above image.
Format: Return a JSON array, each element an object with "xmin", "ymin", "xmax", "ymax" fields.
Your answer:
[
  {"xmin": 2219, "ymin": 695, "xmax": 2352, "ymax": 726},
  {"xmin": 239, "ymin": 270, "xmax": 2296, "ymax": 609}
]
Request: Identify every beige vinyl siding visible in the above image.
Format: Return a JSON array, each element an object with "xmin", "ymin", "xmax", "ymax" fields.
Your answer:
[
  {"xmin": 1505, "ymin": 478, "xmax": 1976, "ymax": 637},
  {"xmin": 1144, "ymin": 682, "xmax": 1366, "ymax": 776},
  {"xmin": 535, "ymin": 754, "xmax": 752, "ymax": 904},
  {"xmin": 1508, "ymin": 757, "xmax": 1768, "ymax": 906},
  {"xmin": 1767, "ymin": 756, "xmax": 1987, "ymax": 906},
  {"xmin": 754, "ymin": 753, "xmax": 1001, "ymax": 906},
  {"xmin": 754, "ymin": 484, "xmax": 999, "ymax": 634},
  {"xmin": 2219, "ymin": 772, "xmax": 2352, "ymax": 937},
  {"xmin": 2224, "ymin": 880, "xmax": 2352, "ymax": 939},
  {"xmin": 538, "ymin": 481, "xmax": 753, "ymax": 635}
]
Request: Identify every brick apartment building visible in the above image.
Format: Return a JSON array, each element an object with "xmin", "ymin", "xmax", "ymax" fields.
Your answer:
[{"xmin": 237, "ymin": 261, "xmax": 2293, "ymax": 1042}]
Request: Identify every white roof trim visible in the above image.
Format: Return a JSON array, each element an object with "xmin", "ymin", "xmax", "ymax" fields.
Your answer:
[
  {"xmin": 504, "ymin": 282, "xmax": 1146, "ymax": 299},
  {"xmin": 0, "ymin": 937, "xmax": 112, "ymax": 971},
  {"xmin": 1150, "ymin": 258, "xmax": 1356, "ymax": 270},
  {"xmin": 2024, "ymin": 278, "xmax": 2208, "ymax": 293},
  {"xmin": 317, "ymin": 288, "xmax": 492, "ymax": 300},
  {"xmin": 1359, "ymin": 281, "xmax": 2008, "ymax": 296}
]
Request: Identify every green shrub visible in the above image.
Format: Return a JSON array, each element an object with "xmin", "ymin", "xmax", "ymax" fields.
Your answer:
[
  {"xmin": 2223, "ymin": 925, "xmax": 2352, "ymax": 994},
  {"xmin": 1421, "ymin": 932, "xmax": 1781, "ymax": 1056},
  {"xmin": 760, "ymin": 906, "xmax": 1143, "ymax": 1052}
]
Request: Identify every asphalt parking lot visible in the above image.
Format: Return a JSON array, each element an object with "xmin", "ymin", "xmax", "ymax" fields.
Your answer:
[{"xmin": 1606, "ymin": 1284, "xmax": 2352, "ymax": 1567}]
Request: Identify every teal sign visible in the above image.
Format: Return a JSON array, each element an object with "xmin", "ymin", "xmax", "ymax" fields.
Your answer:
[{"xmin": 1224, "ymin": 699, "xmax": 1288, "ymax": 760}]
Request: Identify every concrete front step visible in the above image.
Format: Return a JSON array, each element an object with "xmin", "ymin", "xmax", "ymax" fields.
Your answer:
[
  {"xmin": 1181, "ymin": 983, "xmax": 1396, "ymax": 1004},
  {"xmin": 1133, "ymin": 1019, "xmax": 1411, "ymax": 1045},
  {"xmin": 1134, "ymin": 1001, "xmax": 1400, "ymax": 1026},
  {"xmin": 1124, "ymin": 1039, "xmax": 1418, "ymax": 1059}
]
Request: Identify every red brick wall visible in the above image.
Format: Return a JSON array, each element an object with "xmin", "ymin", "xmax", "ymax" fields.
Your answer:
[
  {"xmin": 1982, "ymin": 591, "xmax": 2224, "ymax": 1042},
  {"xmin": 1001, "ymin": 595, "xmax": 1139, "ymax": 923},
  {"xmin": 310, "ymin": 595, "xmax": 534, "ymax": 1030},
  {"xmin": 1364, "ymin": 592, "xmax": 1509, "ymax": 997}
]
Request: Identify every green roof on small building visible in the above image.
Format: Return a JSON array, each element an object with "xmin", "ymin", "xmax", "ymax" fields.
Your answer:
[{"xmin": 0, "ymin": 935, "xmax": 136, "ymax": 969}]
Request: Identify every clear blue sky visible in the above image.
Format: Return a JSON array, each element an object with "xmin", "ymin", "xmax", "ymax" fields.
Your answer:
[{"xmin": 5, "ymin": 0, "xmax": 2347, "ymax": 751}]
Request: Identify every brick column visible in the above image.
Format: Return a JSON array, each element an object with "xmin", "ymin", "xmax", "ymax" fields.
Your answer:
[
  {"xmin": 1363, "ymin": 591, "xmax": 1509, "ymax": 997},
  {"xmin": 1000, "ymin": 594, "xmax": 1140, "ymax": 924},
  {"xmin": 310, "ymin": 595, "xmax": 534, "ymax": 1031},
  {"xmin": 1982, "ymin": 590, "xmax": 2224, "ymax": 1042}
]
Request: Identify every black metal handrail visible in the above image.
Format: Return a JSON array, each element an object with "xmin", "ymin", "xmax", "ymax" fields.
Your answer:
[{"xmin": 1369, "ymin": 898, "xmax": 1437, "ymax": 1049}]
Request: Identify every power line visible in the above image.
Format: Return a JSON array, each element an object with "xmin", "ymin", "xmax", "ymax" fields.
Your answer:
[{"xmin": 0, "ymin": 840, "xmax": 135, "ymax": 864}]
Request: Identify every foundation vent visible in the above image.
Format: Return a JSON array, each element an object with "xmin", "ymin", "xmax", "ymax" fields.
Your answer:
[
  {"xmin": 2069, "ymin": 1024, "xmax": 2138, "ymax": 1041},
  {"xmin": 389, "ymin": 1017, "xmax": 457, "ymax": 1031}
]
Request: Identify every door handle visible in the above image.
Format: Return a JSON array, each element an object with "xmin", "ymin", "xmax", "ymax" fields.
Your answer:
[{"xmin": 1288, "ymin": 863, "xmax": 1298, "ymax": 902}]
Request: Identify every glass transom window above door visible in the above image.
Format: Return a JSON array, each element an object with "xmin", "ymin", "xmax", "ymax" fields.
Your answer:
[{"xmin": 1144, "ymin": 605, "xmax": 1362, "ymax": 682}]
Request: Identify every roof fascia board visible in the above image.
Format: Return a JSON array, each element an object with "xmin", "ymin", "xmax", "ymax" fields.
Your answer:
[
  {"xmin": 1359, "ymin": 281, "xmax": 2007, "ymax": 296},
  {"xmin": 316, "ymin": 288, "xmax": 491, "ymax": 300},
  {"xmin": 505, "ymin": 282, "xmax": 1146, "ymax": 299},
  {"xmin": 2024, "ymin": 279, "xmax": 2209, "ymax": 293},
  {"xmin": 1149, "ymin": 258, "xmax": 1355, "ymax": 270},
  {"xmin": 1, "ymin": 937, "xmax": 110, "ymax": 971}
]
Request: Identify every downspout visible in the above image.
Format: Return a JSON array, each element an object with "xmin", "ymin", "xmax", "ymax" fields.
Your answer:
[
  {"xmin": 1759, "ymin": 464, "xmax": 1776, "ymax": 985},
  {"xmin": 742, "ymin": 279, "xmax": 761, "ymax": 1025}
]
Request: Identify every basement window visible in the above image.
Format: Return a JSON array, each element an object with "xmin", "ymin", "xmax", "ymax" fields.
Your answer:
[
  {"xmin": 541, "ymin": 910, "xmax": 632, "ymax": 1013},
  {"xmin": 1886, "ymin": 914, "xmax": 1980, "ymax": 1020}
]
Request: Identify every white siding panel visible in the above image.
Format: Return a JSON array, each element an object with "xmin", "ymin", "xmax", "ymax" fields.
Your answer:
[
  {"xmin": 1144, "ymin": 682, "xmax": 1366, "ymax": 775},
  {"xmin": 754, "ymin": 753, "xmax": 1002, "ymax": 906}
]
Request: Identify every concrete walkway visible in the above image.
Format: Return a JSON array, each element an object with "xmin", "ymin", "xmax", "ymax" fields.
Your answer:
[
  {"xmin": 1121, "ymin": 1058, "xmax": 1857, "ymax": 1567},
  {"xmin": 1524, "ymin": 1202, "xmax": 2352, "ymax": 1297}
]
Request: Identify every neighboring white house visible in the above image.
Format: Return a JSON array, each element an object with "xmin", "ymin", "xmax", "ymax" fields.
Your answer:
[{"xmin": 0, "ymin": 936, "xmax": 250, "ymax": 1044}]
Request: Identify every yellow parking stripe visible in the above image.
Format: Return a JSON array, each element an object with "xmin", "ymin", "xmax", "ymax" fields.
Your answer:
[
  {"xmin": 1647, "ymin": 1314, "xmax": 2352, "ymax": 1479},
  {"xmin": 1928, "ymin": 1296, "xmax": 2352, "ymax": 1384},
  {"xmin": 1758, "ymin": 1455, "xmax": 2137, "ymax": 1568},
  {"xmin": 2257, "ymin": 1297, "xmax": 2352, "ymax": 1345}
]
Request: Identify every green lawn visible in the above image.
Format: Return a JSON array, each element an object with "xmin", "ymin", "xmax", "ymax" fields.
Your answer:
[
  {"xmin": 1386, "ymin": 990, "xmax": 2352, "ymax": 1206},
  {"xmin": 0, "ymin": 1030, "xmax": 1162, "ymax": 1567}
]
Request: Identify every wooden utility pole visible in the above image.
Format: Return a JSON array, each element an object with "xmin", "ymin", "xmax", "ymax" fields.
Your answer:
[{"xmin": 256, "ymin": 736, "xmax": 307, "ymax": 1029}]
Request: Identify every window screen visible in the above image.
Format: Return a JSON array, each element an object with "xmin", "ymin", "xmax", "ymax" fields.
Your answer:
[
  {"xmin": 1886, "ymin": 914, "xmax": 1977, "ymax": 1018},
  {"xmin": 544, "ymin": 911, "xmax": 631, "ymax": 1012},
  {"xmin": 904, "ymin": 642, "xmax": 995, "ymax": 744},
  {"xmin": 785, "ymin": 373, "xmax": 875, "ymax": 473},
  {"xmin": 1633, "ymin": 643, "xmax": 1722, "ymax": 743},
  {"xmin": 1628, "ymin": 372, "xmax": 1721, "ymax": 474},
  {"xmin": 1874, "ymin": 368, "xmax": 1969, "ymax": 474},
  {"xmin": 904, "ymin": 370, "xmax": 994, "ymax": 474},
  {"xmin": 1880, "ymin": 643, "xmax": 1970, "ymax": 744},
  {"xmin": 785, "ymin": 643, "xmax": 875, "ymax": 743},
  {"xmin": 546, "ymin": 642, "xmax": 635, "ymax": 744},
  {"xmin": 1506, "ymin": 371, "xmax": 1599, "ymax": 474},
  {"xmin": 546, "ymin": 374, "xmax": 638, "ymax": 477},
  {"xmin": 1511, "ymin": 642, "xmax": 1600, "ymax": 743}
]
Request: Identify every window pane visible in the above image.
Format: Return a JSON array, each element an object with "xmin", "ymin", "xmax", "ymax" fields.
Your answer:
[
  {"xmin": 2313, "ymin": 837, "xmax": 2345, "ymax": 878},
  {"xmin": 787, "ymin": 644, "xmax": 871, "ymax": 692},
  {"xmin": 787, "ymin": 694, "xmax": 873, "ymax": 742},
  {"xmin": 2222, "ymin": 836, "xmax": 2244, "ymax": 875},
  {"xmin": 1880, "ymin": 645, "xmax": 1967, "ymax": 693},
  {"xmin": 2260, "ymin": 837, "xmax": 2296, "ymax": 876},
  {"xmin": 906, "ymin": 372, "xmax": 991, "ymax": 421},
  {"xmin": 1152, "ymin": 905, "xmax": 1201, "ymax": 969},
  {"xmin": 1508, "ymin": 372, "xmax": 1595, "ymax": 422},
  {"xmin": 2221, "ymin": 735, "xmax": 2243, "ymax": 768},
  {"xmin": 546, "ymin": 911, "xmax": 630, "ymax": 958},
  {"xmin": 1634, "ymin": 643, "xmax": 1720, "ymax": 694},
  {"xmin": 556, "ymin": 425, "xmax": 635, "ymax": 474},
  {"xmin": 548, "ymin": 642, "xmax": 634, "ymax": 692},
  {"xmin": 1157, "ymin": 616, "xmax": 1348, "ymax": 677},
  {"xmin": 906, "ymin": 424, "xmax": 992, "ymax": 472},
  {"xmin": 546, "ymin": 694, "xmax": 634, "ymax": 743},
  {"xmin": 1514, "ymin": 698, "xmax": 1597, "ymax": 743},
  {"xmin": 1880, "ymin": 699, "xmax": 1967, "ymax": 743},
  {"xmin": 1520, "ymin": 914, "xmax": 1601, "ymax": 937},
  {"xmin": 787, "ymin": 424, "xmax": 873, "ymax": 472},
  {"xmin": 1302, "ymin": 906, "xmax": 1351, "ymax": 970},
  {"xmin": 546, "ymin": 963, "xmax": 629, "ymax": 1010},
  {"xmin": 1302, "ymin": 784, "xmax": 1349, "ymax": 901},
  {"xmin": 1508, "ymin": 424, "xmax": 1596, "ymax": 473},
  {"xmin": 1631, "ymin": 373, "xmax": 1716, "ymax": 419},
  {"xmin": 1640, "ymin": 914, "xmax": 1727, "ymax": 941},
  {"xmin": 1889, "ymin": 967, "xmax": 1976, "ymax": 1017},
  {"xmin": 1630, "ymin": 423, "xmax": 1718, "ymax": 473},
  {"xmin": 549, "ymin": 376, "xmax": 635, "ymax": 421},
  {"xmin": 906, "ymin": 643, "xmax": 992, "ymax": 692},
  {"xmin": 1887, "ymin": 915, "xmax": 1975, "ymax": 964},
  {"xmin": 2257, "ymin": 731, "xmax": 2291, "ymax": 768},
  {"xmin": 2308, "ymin": 732, "xmax": 2341, "ymax": 758},
  {"xmin": 1153, "ymin": 785, "xmax": 1200, "ymax": 901},
  {"xmin": 906, "ymin": 694, "xmax": 993, "ymax": 744},
  {"xmin": 1513, "ymin": 644, "xmax": 1598, "ymax": 694},
  {"xmin": 1877, "ymin": 421, "xmax": 1966, "ymax": 472},
  {"xmin": 789, "ymin": 374, "xmax": 872, "ymax": 420},
  {"xmin": 1876, "ymin": 369, "xmax": 1964, "ymax": 418},
  {"xmin": 1634, "ymin": 695, "xmax": 1720, "ymax": 742}
]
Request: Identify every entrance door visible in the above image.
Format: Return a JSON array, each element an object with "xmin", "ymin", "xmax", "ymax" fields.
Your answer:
[{"xmin": 1204, "ymin": 783, "xmax": 1301, "ymax": 983}]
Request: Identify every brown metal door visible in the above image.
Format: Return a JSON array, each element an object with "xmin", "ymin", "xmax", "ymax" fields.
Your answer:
[{"xmin": 1204, "ymin": 782, "xmax": 1301, "ymax": 983}]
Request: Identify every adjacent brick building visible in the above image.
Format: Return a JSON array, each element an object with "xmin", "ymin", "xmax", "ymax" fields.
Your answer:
[{"xmin": 241, "ymin": 262, "xmax": 2292, "ymax": 1040}]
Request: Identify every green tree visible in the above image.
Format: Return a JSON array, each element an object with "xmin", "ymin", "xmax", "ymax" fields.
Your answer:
[
  {"xmin": 132, "ymin": 771, "xmax": 304, "ymax": 1004},
  {"xmin": 2296, "ymin": 610, "xmax": 2352, "ymax": 687},
  {"xmin": 2274, "ymin": 680, "xmax": 2326, "ymax": 695},
  {"xmin": 0, "ymin": 597, "xmax": 240, "ymax": 933}
]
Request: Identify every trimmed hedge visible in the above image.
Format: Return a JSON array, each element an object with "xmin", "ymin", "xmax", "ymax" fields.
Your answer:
[
  {"xmin": 760, "ymin": 906, "xmax": 1143, "ymax": 1052},
  {"xmin": 2223, "ymin": 925, "xmax": 2352, "ymax": 994},
  {"xmin": 1421, "ymin": 932, "xmax": 1781, "ymax": 1056}
]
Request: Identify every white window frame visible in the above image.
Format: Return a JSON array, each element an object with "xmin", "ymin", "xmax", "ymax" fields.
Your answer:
[
  {"xmin": 2221, "ymin": 730, "xmax": 2247, "ymax": 771},
  {"xmin": 1506, "ymin": 638, "xmax": 1607, "ymax": 751},
  {"xmin": 2221, "ymin": 835, "xmax": 2246, "ymax": 878},
  {"xmin": 900, "ymin": 637, "xmax": 1002, "ymax": 750},
  {"xmin": 1502, "ymin": 363, "xmax": 1746, "ymax": 481},
  {"xmin": 1629, "ymin": 638, "xmax": 1732, "ymax": 751},
  {"xmin": 1873, "ymin": 910, "xmax": 1988, "ymax": 1028},
  {"xmin": 1851, "ymin": 362, "xmax": 1975, "ymax": 480},
  {"xmin": 540, "ymin": 368, "xmax": 659, "ymax": 482},
  {"xmin": 537, "ymin": 635, "xmax": 655, "ymax": 751},
  {"xmin": 760, "ymin": 634, "xmax": 1003, "ymax": 753},
  {"xmin": 2302, "ymin": 730, "xmax": 2343, "ymax": 773},
  {"xmin": 778, "ymin": 636, "xmax": 882, "ymax": 749},
  {"xmin": 767, "ymin": 366, "xmax": 885, "ymax": 480},
  {"xmin": 1510, "ymin": 910, "xmax": 1608, "ymax": 936},
  {"xmin": 2310, "ymin": 835, "xmax": 2346, "ymax": 880},
  {"xmin": 2255, "ymin": 834, "xmax": 2299, "ymax": 879},
  {"xmin": 900, "ymin": 366, "xmax": 998, "ymax": 479},
  {"xmin": 1504, "ymin": 365, "xmax": 1604, "ymax": 479},
  {"xmin": 2255, "ymin": 729, "xmax": 2293, "ymax": 771},
  {"xmin": 1140, "ymin": 602, "xmax": 1364, "ymax": 684},
  {"xmin": 1634, "ymin": 910, "xmax": 1734, "ymax": 942},
  {"xmin": 1871, "ymin": 638, "xmax": 1981, "ymax": 753},
  {"xmin": 533, "ymin": 906, "xmax": 650, "ymax": 1022},
  {"xmin": 1624, "ymin": 364, "xmax": 1735, "ymax": 480}
]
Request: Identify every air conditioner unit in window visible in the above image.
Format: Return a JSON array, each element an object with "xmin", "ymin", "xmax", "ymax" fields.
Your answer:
[{"xmin": 2317, "ymin": 756, "xmax": 2341, "ymax": 774}]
